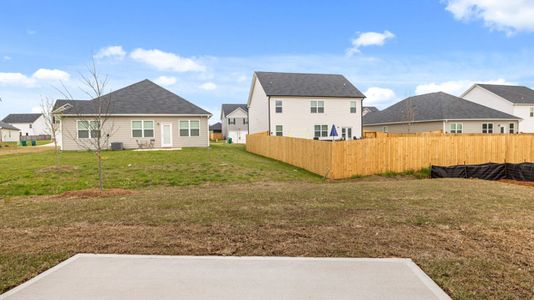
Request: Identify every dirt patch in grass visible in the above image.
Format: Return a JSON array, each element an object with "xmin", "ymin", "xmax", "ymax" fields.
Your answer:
[
  {"xmin": 499, "ymin": 179, "xmax": 534, "ymax": 187},
  {"xmin": 36, "ymin": 165, "xmax": 79, "ymax": 173},
  {"xmin": 55, "ymin": 188, "xmax": 134, "ymax": 199}
]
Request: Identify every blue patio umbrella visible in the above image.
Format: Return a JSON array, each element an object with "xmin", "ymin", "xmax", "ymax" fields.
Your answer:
[{"xmin": 330, "ymin": 125, "xmax": 338, "ymax": 141}]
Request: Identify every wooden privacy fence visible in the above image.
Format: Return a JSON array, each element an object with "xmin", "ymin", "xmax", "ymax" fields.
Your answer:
[{"xmin": 246, "ymin": 132, "xmax": 534, "ymax": 179}]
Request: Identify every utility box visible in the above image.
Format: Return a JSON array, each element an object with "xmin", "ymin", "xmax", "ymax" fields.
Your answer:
[{"xmin": 110, "ymin": 142, "xmax": 124, "ymax": 151}]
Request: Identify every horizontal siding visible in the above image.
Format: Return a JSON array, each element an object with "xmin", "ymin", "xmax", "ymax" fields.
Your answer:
[{"xmin": 61, "ymin": 116, "xmax": 209, "ymax": 150}]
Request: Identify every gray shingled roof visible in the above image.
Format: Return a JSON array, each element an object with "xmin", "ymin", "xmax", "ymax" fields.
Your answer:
[
  {"xmin": 53, "ymin": 80, "xmax": 211, "ymax": 116},
  {"xmin": 364, "ymin": 92, "xmax": 520, "ymax": 125},
  {"xmin": 255, "ymin": 71, "xmax": 365, "ymax": 98},
  {"xmin": 221, "ymin": 104, "xmax": 248, "ymax": 116},
  {"xmin": 209, "ymin": 122, "xmax": 222, "ymax": 131},
  {"xmin": 0, "ymin": 121, "xmax": 20, "ymax": 131},
  {"xmin": 477, "ymin": 84, "xmax": 534, "ymax": 104},
  {"xmin": 2, "ymin": 113, "xmax": 42, "ymax": 124}
]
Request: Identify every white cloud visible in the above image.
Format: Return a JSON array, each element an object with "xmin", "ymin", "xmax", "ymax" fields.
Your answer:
[
  {"xmin": 415, "ymin": 78, "xmax": 514, "ymax": 96},
  {"xmin": 32, "ymin": 68, "xmax": 70, "ymax": 81},
  {"xmin": 199, "ymin": 82, "xmax": 217, "ymax": 91},
  {"xmin": 347, "ymin": 31, "xmax": 395, "ymax": 55},
  {"xmin": 153, "ymin": 75, "xmax": 177, "ymax": 86},
  {"xmin": 95, "ymin": 45, "xmax": 126, "ymax": 60},
  {"xmin": 445, "ymin": 0, "xmax": 534, "ymax": 34},
  {"xmin": 130, "ymin": 48, "xmax": 205, "ymax": 72},
  {"xmin": 0, "ymin": 68, "xmax": 70, "ymax": 86},
  {"xmin": 0, "ymin": 73, "xmax": 35, "ymax": 86},
  {"xmin": 3, "ymin": 56, "xmax": 11, "ymax": 61},
  {"xmin": 363, "ymin": 87, "xmax": 397, "ymax": 106}
]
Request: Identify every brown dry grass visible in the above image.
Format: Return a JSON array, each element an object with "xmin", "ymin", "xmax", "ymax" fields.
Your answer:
[
  {"xmin": 499, "ymin": 179, "xmax": 534, "ymax": 187},
  {"xmin": 55, "ymin": 188, "xmax": 133, "ymax": 199},
  {"xmin": 1, "ymin": 179, "xmax": 533, "ymax": 299}
]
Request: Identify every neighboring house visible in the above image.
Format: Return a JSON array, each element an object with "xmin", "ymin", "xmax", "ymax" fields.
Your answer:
[
  {"xmin": 1, "ymin": 113, "xmax": 47, "ymax": 136},
  {"xmin": 209, "ymin": 122, "xmax": 223, "ymax": 140},
  {"xmin": 221, "ymin": 104, "xmax": 248, "ymax": 143},
  {"xmin": 0, "ymin": 121, "xmax": 20, "ymax": 142},
  {"xmin": 363, "ymin": 92, "xmax": 521, "ymax": 134},
  {"xmin": 247, "ymin": 71, "xmax": 366, "ymax": 140},
  {"xmin": 362, "ymin": 106, "xmax": 379, "ymax": 116},
  {"xmin": 461, "ymin": 84, "xmax": 534, "ymax": 133},
  {"xmin": 53, "ymin": 79, "xmax": 212, "ymax": 150}
]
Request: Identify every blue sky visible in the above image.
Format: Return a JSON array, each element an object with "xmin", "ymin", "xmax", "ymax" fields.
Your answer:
[{"xmin": 1, "ymin": 0, "xmax": 533, "ymax": 122}]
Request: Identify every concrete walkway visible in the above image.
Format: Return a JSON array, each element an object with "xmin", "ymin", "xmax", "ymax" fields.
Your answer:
[{"xmin": 1, "ymin": 254, "xmax": 450, "ymax": 300}]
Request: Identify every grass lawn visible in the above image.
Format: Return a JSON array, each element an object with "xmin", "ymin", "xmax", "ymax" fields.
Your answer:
[
  {"xmin": 0, "ymin": 145, "xmax": 533, "ymax": 299},
  {"xmin": 0, "ymin": 144, "xmax": 318, "ymax": 196}
]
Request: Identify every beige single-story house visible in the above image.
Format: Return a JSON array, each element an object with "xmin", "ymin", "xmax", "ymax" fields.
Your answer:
[
  {"xmin": 53, "ymin": 79, "xmax": 212, "ymax": 150},
  {"xmin": 363, "ymin": 92, "xmax": 521, "ymax": 134},
  {"xmin": 0, "ymin": 121, "xmax": 20, "ymax": 142}
]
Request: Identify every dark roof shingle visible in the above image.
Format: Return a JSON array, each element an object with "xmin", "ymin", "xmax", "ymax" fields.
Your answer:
[
  {"xmin": 221, "ymin": 104, "xmax": 247, "ymax": 116},
  {"xmin": 209, "ymin": 122, "xmax": 222, "ymax": 131},
  {"xmin": 364, "ymin": 92, "xmax": 520, "ymax": 125},
  {"xmin": 2, "ymin": 113, "xmax": 42, "ymax": 123},
  {"xmin": 54, "ymin": 80, "xmax": 211, "ymax": 116},
  {"xmin": 476, "ymin": 84, "xmax": 534, "ymax": 104},
  {"xmin": 255, "ymin": 71, "xmax": 365, "ymax": 98},
  {"xmin": 0, "ymin": 121, "xmax": 20, "ymax": 131}
]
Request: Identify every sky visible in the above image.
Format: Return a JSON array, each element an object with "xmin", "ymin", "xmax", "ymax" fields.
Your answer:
[{"xmin": 1, "ymin": 0, "xmax": 534, "ymax": 123}]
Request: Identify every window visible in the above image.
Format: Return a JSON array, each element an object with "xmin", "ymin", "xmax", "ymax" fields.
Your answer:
[
  {"xmin": 228, "ymin": 118, "xmax": 236, "ymax": 125},
  {"xmin": 530, "ymin": 107, "xmax": 534, "ymax": 117},
  {"xmin": 350, "ymin": 101, "xmax": 357, "ymax": 113},
  {"xmin": 314, "ymin": 125, "xmax": 328, "ymax": 138},
  {"xmin": 482, "ymin": 123, "xmax": 493, "ymax": 134},
  {"xmin": 180, "ymin": 121, "xmax": 189, "ymax": 136},
  {"xmin": 310, "ymin": 100, "xmax": 324, "ymax": 113},
  {"xmin": 509, "ymin": 123, "xmax": 515, "ymax": 134},
  {"xmin": 190, "ymin": 120, "xmax": 200, "ymax": 136},
  {"xmin": 132, "ymin": 120, "xmax": 154, "ymax": 138},
  {"xmin": 180, "ymin": 120, "xmax": 200, "ymax": 137},
  {"xmin": 275, "ymin": 125, "xmax": 283, "ymax": 136},
  {"xmin": 383, "ymin": 126, "xmax": 388, "ymax": 133},
  {"xmin": 275, "ymin": 101, "xmax": 282, "ymax": 113},
  {"xmin": 243, "ymin": 118, "xmax": 248, "ymax": 125},
  {"xmin": 342, "ymin": 127, "xmax": 352, "ymax": 140},
  {"xmin": 29, "ymin": 124, "xmax": 32, "ymax": 129},
  {"xmin": 450, "ymin": 123, "xmax": 463, "ymax": 133},
  {"xmin": 77, "ymin": 120, "xmax": 100, "ymax": 139}
]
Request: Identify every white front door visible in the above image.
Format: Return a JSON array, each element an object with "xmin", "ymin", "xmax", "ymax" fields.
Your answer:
[{"xmin": 161, "ymin": 123, "xmax": 173, "ymax": 147}]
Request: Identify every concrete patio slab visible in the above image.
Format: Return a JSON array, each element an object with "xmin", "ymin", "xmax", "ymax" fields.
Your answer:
[{"xmin": 1, "ymin": 254, "xmax": 450, "ymax": 300}]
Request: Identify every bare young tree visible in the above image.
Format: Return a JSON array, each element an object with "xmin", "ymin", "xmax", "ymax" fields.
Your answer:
[
  {"xmin": 56, "ymin": 60, "xmax": 115, "ymax": 191},
  {"xmin": 40, "ymin": 96, "xmax": 62, "ymax": 167},
  {"xmin": 403, "ymin": 97, "xmax": 416, "ymax": 133}
]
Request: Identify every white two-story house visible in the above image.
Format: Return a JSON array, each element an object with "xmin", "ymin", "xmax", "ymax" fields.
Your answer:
[
  {"xmin": 2, "ymin": 113, "xmax": 47, "ymax": 137},
  {"xmin": 247, "ymin": 71, "xmax": 366, "ymax": 140},
  {"xmin": 220, "ymin": 104, "xmax": 248, "ymax": 143},
  {"xmin": 461, "ymin": 84, "xmax": 534, "ymax": 133}
]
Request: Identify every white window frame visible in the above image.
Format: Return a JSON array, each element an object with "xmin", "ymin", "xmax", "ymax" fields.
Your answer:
[
  {"xmin": 180, "ymin": 120, "xmax": 201, "ymax": 137},
  {"xmin": 450, "ymin": 123, "xmax": 463, "ymax": 134},
  {"xmin": 76, "ymin": 120, "xmax": 100, "ymax": 139},
  {"xmin": 342, "ymin": 127, "xmax": 353, "ymax": 140},
  {"xmin": 275, "ymin": 125, "xmax": 283, "ymax": 136},
  {"xmin": 482, "ymin": 123, "xmax": 493, "ymax": 134},
  {"xmin": 275, "ymin": 100, "xmax": 283, "ymax": 113},
  {"xmin": 228, "ymin": 118, "xmax": 236, "ymax": 125},
  {"xmin": 131, "ymin": 120, "xmax": 155, "ymax": 138},
  {"xmin": 310, "ymin": 100, "xmax": 324, "ymax": 113},
  {"xmin": 383, "ymin": 126, "xmax": 388, "ymax": 133},
  {"xmin": 350, "ymin": 101, "xmax": 357, "ymax": 113},
  {"xmin": 314, "ymin": 124, "xmax": 328, "ymax": 138}
]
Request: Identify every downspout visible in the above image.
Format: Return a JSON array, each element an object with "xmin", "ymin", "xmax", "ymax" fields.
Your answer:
[
  {"xmin": 360, "ymin": 97, "xmax": 364, "ymax": 139},
  {"xmin": 267, "ymin": 96, "xmax": 271, "ymax": 135}
]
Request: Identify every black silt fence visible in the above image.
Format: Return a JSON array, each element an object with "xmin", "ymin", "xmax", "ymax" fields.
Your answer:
[{"xmin": 431, "ymin": 162, "xmax": 534, "ymax": 181}]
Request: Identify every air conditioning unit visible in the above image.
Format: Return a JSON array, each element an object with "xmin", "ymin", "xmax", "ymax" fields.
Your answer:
[{"xmin": 110, "ymin": 142, "xmax": 124, "ymax": 151}]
